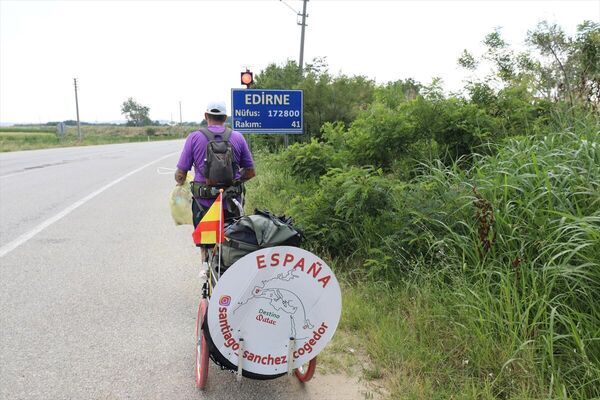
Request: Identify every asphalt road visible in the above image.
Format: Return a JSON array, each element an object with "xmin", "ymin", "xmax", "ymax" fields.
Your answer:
[{"xmin": 0, "ymin": 141, "xmax": 356, "ymax": 400}]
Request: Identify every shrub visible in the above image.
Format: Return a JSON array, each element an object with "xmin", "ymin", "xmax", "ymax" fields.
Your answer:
[
  {"xmin": 431, "ymin": 98, "xmax": 496, "ymax": 162},
  {"xmin": 291, "ymin": 166, "xmax": 398, "ymax": 259},
  {"xmin": 346, "ymin": 102, "xmax": 421, "ymax": 170},
  {"xmin": 281, "ymin": 138, "xmax": 338, "ymax": 180}
]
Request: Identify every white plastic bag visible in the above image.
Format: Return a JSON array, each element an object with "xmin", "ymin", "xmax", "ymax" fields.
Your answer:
[{"xmin": 169, "ymin": 174, "xmax": 193, "ymax": 225}]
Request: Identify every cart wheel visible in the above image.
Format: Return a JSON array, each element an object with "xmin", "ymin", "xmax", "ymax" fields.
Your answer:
[
  {"xmin": 294, "ymin": 357, "xmax": 317, "ymax": 382},
  {"xmin": 195, "ymin": 298, "xmax": 209, "ymax": 389}
]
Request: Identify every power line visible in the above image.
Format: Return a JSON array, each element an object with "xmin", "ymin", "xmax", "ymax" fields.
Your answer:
[{"xmin": 279, "ymin": 0, "xmax": 297, "ymax": 14}]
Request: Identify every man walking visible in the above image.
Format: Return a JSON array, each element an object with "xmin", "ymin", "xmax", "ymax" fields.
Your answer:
[{"xmin": 175, "ymin": 100, "xmax": 255, "ymax": 271}]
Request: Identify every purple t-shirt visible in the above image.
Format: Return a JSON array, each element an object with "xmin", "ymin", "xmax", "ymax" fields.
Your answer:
[{"xmin": 177, "ymin": 125, "xmax": 254, "ymax": 207}]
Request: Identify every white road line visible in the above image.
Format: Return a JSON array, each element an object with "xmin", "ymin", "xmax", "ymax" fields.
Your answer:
[
  {"xmin": 0, "ymin": 152, "xmax": 179, "ymax": 258},
  {"xmin": 0, "ymin": 171, "xmax": 28, "ymax": 179}
]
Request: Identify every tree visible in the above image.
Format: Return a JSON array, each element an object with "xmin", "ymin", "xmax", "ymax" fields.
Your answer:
[
  {"xmin": 458, "ymin": 20, "xmax": 600, "ymax": 111},
  {"xmin": 375, "ymin": 78, "xmax": 423, "ymax": 110},
  {"xmin": 527, "ymin": 22, "xmax": 575, "ymax": 107},
  {"xmin": 254, "ymin": 60, "xmax": 303, "ymax": 89},
  {"xmin": 121, "ymin": 98, "xmax": 152, "ymax": 126},
  {"xmin": 524, "ymin": 21, "xmax": 599, "ymax": 110},
  {"xmin": 253, "ymin": 58, "xmax": 375, "ymax": 139},
  {"xmin": 573, "ymin": 21, "xmax": 600, "ymax": 109}
]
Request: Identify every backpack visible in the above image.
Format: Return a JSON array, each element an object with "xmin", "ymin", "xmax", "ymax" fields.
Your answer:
[
  {"xmin": 220, "ymin": 209, "xmax": 303, "ymax": 272},
  {"xmin": 200, "ymin": 127, "xmax": 235, "ymax": 186}
]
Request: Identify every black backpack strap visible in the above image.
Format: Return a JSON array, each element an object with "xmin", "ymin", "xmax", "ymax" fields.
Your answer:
[
  {"xmin": 199, "ymin": 127, "xmax": 215, "ymax": 141},
  {"xmin": 199, "ymin": 127, "xmax": 231, "ymax": 142},
  {"xmin": 221, "ymin": 127, "xmax": 232, "ymax": 141}
]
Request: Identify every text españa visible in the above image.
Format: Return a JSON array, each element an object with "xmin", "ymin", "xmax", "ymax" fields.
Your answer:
[{"xmin": 255, "ymin": 252, "xmax": 331, "ymax": 288}]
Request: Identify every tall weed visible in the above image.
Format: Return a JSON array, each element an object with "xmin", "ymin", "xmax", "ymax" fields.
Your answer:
[
  {"xmin": 408, "ymin": 128, "xmax": 600, "ymax": 398},
  {"xmin": 245, "ymin": 116, "xmax": 599, "ymax": 399}
]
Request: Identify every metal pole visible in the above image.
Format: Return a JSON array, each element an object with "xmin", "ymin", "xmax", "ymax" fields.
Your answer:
[
  {"xmin": 179, "ymin": 101, "xmax": 182, "ymax": 124},
  {"xmin": 298, "ymin": 0, "xmax": 308, "ymax": 75},
  {"xmin": 73, "ymin": 78, "xmax": 81, "ymax": 140}
]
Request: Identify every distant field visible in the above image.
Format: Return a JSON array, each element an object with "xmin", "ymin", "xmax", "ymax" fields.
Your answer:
[
  {"xmin": 0, "ymin": 130, "xmax": 59, "ymax": 152},
  {"xmin": 0, "ymin": 131, "xmax": 56, "ymax": 137},
  {"xmin": 0, "ymin": 125, "xmax": 193, "ymax": 152},
  {"xmin": 0, "ymin": 127, "xmax": 55, "ymax": 134}
]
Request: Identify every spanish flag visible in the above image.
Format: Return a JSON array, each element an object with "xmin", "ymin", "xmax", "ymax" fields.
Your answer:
[{"xmin": 192, "ymin": 194, "xmax": 224, "ymax": 245}]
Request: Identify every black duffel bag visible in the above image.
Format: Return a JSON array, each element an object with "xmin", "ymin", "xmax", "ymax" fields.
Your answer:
[{"xmin": 220, "ymin": 209, "xmax": 302, "ymax": 272}]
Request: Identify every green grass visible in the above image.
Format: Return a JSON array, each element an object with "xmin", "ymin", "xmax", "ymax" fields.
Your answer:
[
  {"xmin": 0, "ymin": 127, "xmax": 55, "ymax": 133},
  {"xmin": 0, "ymin": 124, "xmax": 191, "ymax": 152},
  {"xmin": 244, "ymin": 122, "xmax": 600, "ymax": 399},
  {"xmin": 436, "ymin": 128, "xmax": 600, "ymax": 399},
  {"xmin": 244, "ymin": 148, "xmax": 317, "ymax": 215},
  {"xmin": 369, "ymin": 126, "xmax": 600, "ymax": 399},
  {"xmin": 0, "ymin": 131, "xmax": 61, "ymax": 151},
  {"xmin": 341, "ymin": 281, "xmax": 505, "ymax": 399}
]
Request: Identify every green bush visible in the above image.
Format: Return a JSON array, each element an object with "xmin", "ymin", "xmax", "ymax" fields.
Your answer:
[
  {"xmin": 431, "ymin": 98, "xmax": 496, "ymax": 162},
  {"xmin": 290, "ymin": 166, "xmax": 398, "ymax": 259},
  {"xmin": 341, "ymin": 96, "xmax": 501, "ymax": 170},
  {"xmin": 281, "ymin": 138, "xmax": 338, "ymax": 180},
  {"xmin": 346, "ymin": 102, "xmax": 421, "ymax": 170}
]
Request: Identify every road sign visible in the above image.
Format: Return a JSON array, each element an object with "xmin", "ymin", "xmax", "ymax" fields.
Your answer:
[{"xmin": 231, "ymin": 89, "xmax": 303, "ymax": 134}]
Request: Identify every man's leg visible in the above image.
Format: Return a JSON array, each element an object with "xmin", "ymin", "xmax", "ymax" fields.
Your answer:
[{"xmin": 192, "ymin": 199, "xmax": 209, "ymax": 280}]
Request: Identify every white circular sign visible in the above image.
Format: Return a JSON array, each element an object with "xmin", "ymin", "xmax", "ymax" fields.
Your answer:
[{"xmin": 207, "ymin": 246, "xmax": 342, "ymax": 375}]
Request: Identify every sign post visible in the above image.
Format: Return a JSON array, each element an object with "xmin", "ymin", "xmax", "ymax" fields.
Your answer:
[
  {"xmin": 56, "ymin": 122, "xmax": 65, "ymax": 140},
  {"xmin": 231, "ymin": 89, "xmax": 303, "ymax": 135}
]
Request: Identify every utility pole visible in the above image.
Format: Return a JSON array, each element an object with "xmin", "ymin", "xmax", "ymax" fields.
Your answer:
[
  {"xmin": 73, "ymin": 78, "xmax": 81, "ymax": 140},
  {"xmin": 279, "ymin": 0, "xmax": 308, "ymax": 147},
  {"xmin": 179, "ymin": 101, "xmax": 182, "ymax": 124},
  {"xmin": 298, "ymin": 0, "xmax": 308, "ymax": 75},
  {"xmin": 279, "ymin": 0, "xmax": 309, "ymax": 74}
]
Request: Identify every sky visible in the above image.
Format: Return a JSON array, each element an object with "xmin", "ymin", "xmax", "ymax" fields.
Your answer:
[{"xmin": 0, "ymin": 0, "xmax": 598, "ymax": 124}]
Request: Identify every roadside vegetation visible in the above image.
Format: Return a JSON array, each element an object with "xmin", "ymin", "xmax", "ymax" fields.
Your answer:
[
  {"xmin": 0, "ymin": 125, "xmax": 189, "ymax": 152},
  {"xmin": 244, "ymin": 21, "xmax": 600, "ymax": 399}
]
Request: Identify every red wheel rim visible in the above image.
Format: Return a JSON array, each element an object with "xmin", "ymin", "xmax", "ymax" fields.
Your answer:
[
  {"xmin": 195, "ymin": 299, "xmax": 209, "ymax": 389},
  {"xmin": 294, "ymin": 357, "xmax": 317, "ymax": 382}
]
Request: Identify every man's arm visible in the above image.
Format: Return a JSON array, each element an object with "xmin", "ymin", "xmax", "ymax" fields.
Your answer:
[
  {"xmin": 239, "ymin": 168, "xmax": 256, "ymax": 182},
  {"xmin": 174, "ymin": 168, "xmax": 188, "ymax": 186},
  {"xmin": 236, "ymin": 133, "xmax": 255, "ymax": 183},
  {"xmin": 175, "ymin": 132, "xmax": 194, "ymax": 186}
]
